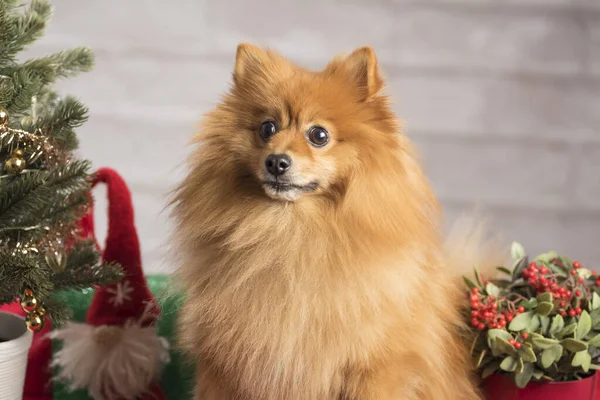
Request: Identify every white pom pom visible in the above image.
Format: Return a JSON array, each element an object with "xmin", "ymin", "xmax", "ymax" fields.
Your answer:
[{"xmin": 49, "ymin": 320, "xmax": 169, "ymax": 400}]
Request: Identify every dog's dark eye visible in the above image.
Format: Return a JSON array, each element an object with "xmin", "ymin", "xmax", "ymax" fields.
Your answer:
[
  {"xmin": 259, "ymin": 121, "xmax": 278, "ymax": 142},
  {"xmin": 307, "ymin": 126, "xmax": 329, "ymax": 147}
]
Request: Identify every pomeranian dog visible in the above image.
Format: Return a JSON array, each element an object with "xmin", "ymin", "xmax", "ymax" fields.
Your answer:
[{"xmin": 172, "ymin": 43, "xmax": 502, "ymax": 400}]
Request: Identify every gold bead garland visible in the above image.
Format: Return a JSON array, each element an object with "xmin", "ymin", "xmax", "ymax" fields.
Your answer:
[{"xmin": 0, "ymin": 106, "xmax": 63, "ymax": 170}]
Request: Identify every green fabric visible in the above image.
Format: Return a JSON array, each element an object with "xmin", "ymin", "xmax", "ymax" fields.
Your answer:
[{"xmin": 52, "ymin": 275, "xmax": 195, "ymax": 399}]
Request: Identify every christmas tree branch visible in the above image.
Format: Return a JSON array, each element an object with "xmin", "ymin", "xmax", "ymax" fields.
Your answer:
[
  {"xmin": 0, "ymin": 160, "xmax": 91, "ymax": 225},
  {"xmin": 50, "ymin": 47, "xmax": 95, "ymax": 78},
  {"xmin": 0, "ymin": 0, "xmax": 51, "ymax": 61},
  {"xmin": 2, "ymin": 48, "xmax": 93, "ymax": 119},
  {"xmin": 0, "ymin": 248, "xmax": 50, "ymax": 303},
  {"xmin": 22, "ymin": 95, "xmax": 89, "ymax": 150},
  {"xmin": 52, "ymin": 240, "xmax": 122, "ymax": 291},
  {"xmin": 17, "ymin": 190, "xmax": 89, "ymax": 229}
]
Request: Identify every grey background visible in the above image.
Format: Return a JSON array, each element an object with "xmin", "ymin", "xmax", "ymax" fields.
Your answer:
[{"xmin": 24, "ymin": 0, "xmax": 600, "ymax": 273}]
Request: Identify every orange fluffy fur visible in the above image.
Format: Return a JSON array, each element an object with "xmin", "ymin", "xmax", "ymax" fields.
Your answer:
[{"xmin": 172, "ymin": 44, "xmax": 503, "ymax": 400}]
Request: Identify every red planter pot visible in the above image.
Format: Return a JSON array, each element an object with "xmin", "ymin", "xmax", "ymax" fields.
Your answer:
[{"xmin": 483, "ymin": 373, "xmax": 598, "ymax": 400}]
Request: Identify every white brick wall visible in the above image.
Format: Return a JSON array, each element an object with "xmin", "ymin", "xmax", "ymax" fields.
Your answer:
[{"xmin": 22, "ymin": 0, "xmax": 600, "ymax": 273}]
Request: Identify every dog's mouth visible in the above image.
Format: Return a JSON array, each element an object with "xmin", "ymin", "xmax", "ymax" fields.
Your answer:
[{"xmin": 261, "ymin": 180, "xmax": 319, "ymax": 193}]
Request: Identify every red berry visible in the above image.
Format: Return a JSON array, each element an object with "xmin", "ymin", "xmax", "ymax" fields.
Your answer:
[
  {"xmin": 571, "ymin": 270, "xmax": 577, "ymax": 275},
  {"xmin": 499, "ymin": 320, "xmax": 507, "ymax": 328},
  {"xmin": 529, "ymin": 262, "xmax": 536, "ymax": 268},
  {"xmin": 509, "ymin": 339, "xmax": 516, "ymax": 345},
  {"xmin": 573, "ymin": 261, "xmax": 581, "ymax": 269},
  {"xmin": 492, "ymin": 303, "xmax": 498, "ymax": 310},
  {"xmin": 560, "ymin": 310, "xmax": 567, "ymax": 317},
  {"xmin": 560, "ymin": 301, "xmax": 566, "ymax": 307},
  {"xmin": 540, "ymin": 267, "xmax": 549, "ymax": 274},
  {"xmin": 522, "ymin": 332, "xmax": 529, "ymax": 340},
  {"xmin": 569, "ymin": 310, "xmax": 576, "ymax": 317},
  {"xmin": 472, "ymin": 288, "xmax": 479, "ymax": 294},
  {"xmin": 593, "ymin": 271, "xmax": 598, "ymax": 276},
  {"xmin": 576, "ymin": 307, "xmax": 582, "ymax": 315},
  {"xmin": 507, "ymin": 315, "xmax": 514, "ymax": 322},
  {"xmin": 575, "ymin": 290, "xmax": 582, "ymax": 297},
  {"xmin": 515, "ymin": 342, "xmax": 522, "ymax": 349},
  {"xmin": 551, "ymin": 283, "xmax": 558, "ymax": 290},
  {"xmin": 577, "ymin": 277, "xmax": 584, "ymax": 284},
  {"xmin": 559, "ymin": 287, "xmax": 566, "ymax": 293},
  {"xmin": 518, "ymin": 306, "xmax": 525, "ymax": 313},
  {"xmin": 596, "ymin": 279, "xmax": 600, "ymax": 286},
  {"xmin": 523, "ymin": 270, "xmax": 530, "ymax": 278},
  {"xmin": 478, "ymin": 323, "xmax": 486, "ymax": 330},
  {"xmin": 529, "ymin": 278, "xmax": 537, "ymax": 286},
  {"xmin": 566, "ymin": 290, "xmax": 572, "ymax": 297},
  {"xmin": 470, "ymin": 294, "xmax": 479, "ymax": 302}
]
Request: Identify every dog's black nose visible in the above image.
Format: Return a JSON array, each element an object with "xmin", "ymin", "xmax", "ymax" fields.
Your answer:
[{"xmin": 265, "ymin": 154, "xmax": 292, "ymax": 177}]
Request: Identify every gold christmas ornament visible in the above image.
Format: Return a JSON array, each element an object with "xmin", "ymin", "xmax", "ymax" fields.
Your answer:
[
  {"xmin": 5, "ymin": 148, "xmax": 26, "ymax": 174},
  {"xmin": 0, "ymin": 106, "xmax": 8, "ymax": 126},
  {"xmin": 45, "ymin": 247, "xmax": 66, "ymax": 272},
  {"xmin": 20, "ymin": 292, "xmax": 39, "ymax": 313},
  {"xmin": 23, "ymin": 287, "xmax": 34, "ymax": 297},
  {"xmin": 25, "ymin": 311, "xmax": 45, "ymax": 332}
]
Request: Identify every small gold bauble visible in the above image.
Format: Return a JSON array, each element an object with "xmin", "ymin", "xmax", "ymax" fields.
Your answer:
[
  {"xmin": 4, "ymin": 151, "xmax": 26, "ymax": 174},
  {"xmin": 25, "ymin": 311, "xmax": 45, "ymax": 332},
  {"xmin": 20, "ymin": 293, "xmax": 39, "ymax": 313},
  {"xmin": 0, "ymin": 107, "xmax": 8, "ymax": 126}
]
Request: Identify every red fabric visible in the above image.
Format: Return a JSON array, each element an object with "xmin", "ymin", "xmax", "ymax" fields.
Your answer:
[{"xmin": 85, "ymin": 168, "xmax": 160, "ymax": 328}]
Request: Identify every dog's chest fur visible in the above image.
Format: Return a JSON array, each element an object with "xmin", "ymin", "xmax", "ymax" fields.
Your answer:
[{"xmin": 180, "ymin": 227, "xmax": 423, "ymax": 399}]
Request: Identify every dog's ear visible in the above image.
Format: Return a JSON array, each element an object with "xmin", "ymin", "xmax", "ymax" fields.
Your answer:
[
  {"xmin": 328, "ymin": 46, "xmax": 383, "ymax": 102},
  {"xmin": 233, "ymin": 43, "xmax": 269, "ymax": 85}
]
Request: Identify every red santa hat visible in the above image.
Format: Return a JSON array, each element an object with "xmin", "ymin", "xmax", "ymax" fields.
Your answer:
[{"xmin": 50, "ymin": 168, "xmax": 169, "ymax": 400}]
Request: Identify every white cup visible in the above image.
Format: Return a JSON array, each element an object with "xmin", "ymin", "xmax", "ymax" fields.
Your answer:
[{"xmin": 0, "ymin": 311, "xmax": 34, "ymax": 400}]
